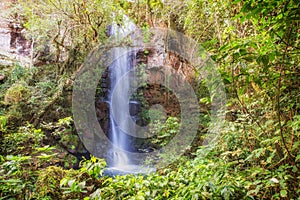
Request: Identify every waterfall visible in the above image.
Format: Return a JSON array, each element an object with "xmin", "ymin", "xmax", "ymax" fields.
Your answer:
[
  {"xmin": 107, "ymin": 16, "xmax": 136, "ymax": 168},
  {"xmin": 108, "ymin": 48, "xmax": 135, "ymax": 167},
  {"xmin": 103, "ymin": 16, "xmax": 156, "ymax": 175}
]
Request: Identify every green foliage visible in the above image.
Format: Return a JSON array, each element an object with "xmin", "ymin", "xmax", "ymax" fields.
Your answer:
[
  {"xmin": 0, "ymin": 63, "xmax": 60, "ymax": 126},
  {"xmin": 4, "ymin": 82, "xmax": 31, "ymax": 104},
  {"xmin": 58, "ymin": 157, "xmax": 106, "ymax": 199},
  {"xmin": 216, "ymin": 120, "xmax": 300, "ymax": 199},
  {"xmin": 14, "ymin": 0, "xmax": 126, "ymax": 75},
  {"xmin": 2, "ymin": 123, "xmax": 44, "ymax": 155},
  {"xmin": 79, "ymin": 156, "xmax": 106, "ymax": 178},
  {"xmin": 213, "ymin": 0, "xmax": 300, "ymax": 197},
  {"xmin": 0, "ymin": 153, "xmax": 106, "ymax": 199},
  {"xmin": 8, "ymin": 64, "xmax": 38, "ymax": 84},
  {"xmin": 142, "ymin": 25, "xmax": 151, "ymax": 43},
  {"xmin": 3, "ymin": 82, "xmax": 32, "ymax": 124},
  {"xmin": 60, "ymin": 178, "xmax": 88, "ymax": 196},
  {"xmin": 28, "ymin": 157, "xmax": 106, "ymax": 199},
  {"xmin": 0, "ymin": 116, "xmax": 7, "ymax": 132},
  {"xmin": 0, "ymin": 155, "xmax": 36, "ymax": 199},
  {"xmin": 150, "ymin": 117, "xmax": 180, "ymax": 147},
  {"xmin": 1, "ymin": 0, "xmax": 299, "ymax": 199},
  {"xmin": 9, "ymin": 64, "xmax": 27, "ymax": 83},
  {"xmin": 86, "ymin": 147, "xmax": 244, "ymax": 200},
  {"xmin": 35, "ymin": 166, "xmax": 66, "ymax": 199}
]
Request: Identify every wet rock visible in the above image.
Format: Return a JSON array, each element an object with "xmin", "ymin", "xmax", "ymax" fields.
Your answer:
[
  {"xmin": 129, "ymin": 100, "xmax": 141, "ymax": 116},
  {"xmin": 0, "ymin": 74, "xmax": 5, "ymax": 84},
  {"xmin": 103, "ymin": 165, "xmax": 156, "ymax": 177},
  {"xmin": 95, "ymin": 101, "xmax": 110, "ymax": 134}
]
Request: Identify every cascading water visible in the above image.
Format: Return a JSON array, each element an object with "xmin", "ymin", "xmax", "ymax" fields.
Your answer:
[
  {"xmin": 103, "ymin": 16, "xmax": 156, "ymax": 176},
  {"xmin": 106, "ymin": 16, "xmax": 136, "ymax": 169},
  {"xmin": 108, "ymin": 47, "xmax": 134, "ymax": 167}
]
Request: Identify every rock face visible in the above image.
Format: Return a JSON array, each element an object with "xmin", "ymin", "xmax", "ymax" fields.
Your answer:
[
  {"xmin": 0, "ymin": 1, "xmax": 31, "ymax": 67},
  {"xmin": 95, "ymin": 28, "xmax": 199, "ymax": 152}
]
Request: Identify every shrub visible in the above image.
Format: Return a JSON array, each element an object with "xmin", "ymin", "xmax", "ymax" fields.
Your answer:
[
  {"xmin": 34, "ymin": 166, "xmax": 66, "ymax": 199},
  {"xmin": 4, "ymin": 83, "xmax": 30, "ymax": 104}
]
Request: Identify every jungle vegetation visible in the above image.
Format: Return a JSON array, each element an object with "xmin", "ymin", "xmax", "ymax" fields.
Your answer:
[{"xmin": 0, "ymin": 0, "xmax": 299, "ymax": 199}]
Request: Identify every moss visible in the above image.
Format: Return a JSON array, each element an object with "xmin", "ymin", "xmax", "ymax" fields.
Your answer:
[
  {"xmin": 2, "ymin": 82, "xmax": 33, "ymax": 126},
  {"xmin": 34, "ymin": 166, "xmax": 66, "ymax": 199},
  {"xmin": 34, "ymin": 167, "xmax": 90, "ymax": 199},
  {"xmin": 4, "ymin": 83, "xmax": 31, "ymax": 104}
]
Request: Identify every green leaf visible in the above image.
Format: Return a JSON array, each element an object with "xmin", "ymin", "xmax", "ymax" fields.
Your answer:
[
  {"xmin": 233, "ymin": 0, "xmax": 242, "ymax": 4},
  {"xmin": 280, "ymin": 190, "xmax": 287, "ymax": 197},
  {"xmin": 0, "ymin": 179, "xmax": 22, "ymax": 183},
  {"xmin": 261, "ymin": 55, "xmax": 269, "ymax": 67},
  {"xmin": 295, "ymin": 154, "xmax": 300, "ymax": 162}
]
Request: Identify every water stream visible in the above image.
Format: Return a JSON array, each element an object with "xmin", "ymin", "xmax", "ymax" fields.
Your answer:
[
  {"xmin": 106, "ymin": 16, "xmax": 137, "ymax": 170},
  {"xmin": 103, "ymin": 16, "xmax": 156, "ymax": 176},
  {"xmin": 108, "ymin": 45, "xmax": 135, "ymax": 167}
]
